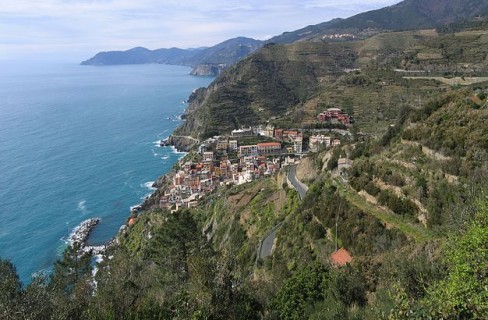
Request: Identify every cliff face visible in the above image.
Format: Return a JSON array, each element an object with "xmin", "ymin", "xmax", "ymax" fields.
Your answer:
[
  {"xmin": 176, "ymin": 41, "xmax": 357, "ymax": 139},
  {"xmin": 190, "ymin": 64, "xmax": 224, "ymax": 77}
]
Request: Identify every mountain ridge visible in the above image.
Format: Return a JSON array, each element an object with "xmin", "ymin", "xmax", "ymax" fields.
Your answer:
[
  {"xmin": 269, "ymin": 0, "xmax": 488, "ymax": 43},
  {"xmin": 81, "ymin": 0, "xmax": 488, "ymax": 75},
  {"xmin": 81, "ymin": 37, "xmax": 263, "ymax": 76}
]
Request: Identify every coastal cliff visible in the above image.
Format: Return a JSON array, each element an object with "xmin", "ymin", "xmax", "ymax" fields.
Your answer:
[
  {"xmin": 190, "ymin": 64, "xmax": 224, "ymax": 76},
  {"xmin": 167, "ymin": 135, "xmax": 198, "ymax": 152}
]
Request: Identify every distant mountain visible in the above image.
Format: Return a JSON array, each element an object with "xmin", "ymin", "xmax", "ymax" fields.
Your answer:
[
  {"xmin": 191, "ymin": 37, "xmax": 263, "ymax": 65},
  {"xmin": 82, "ymin": 0, "xmax": 488, "ymax": 73},
  {"xmin": 269, "ymin": 0, "xmax": 488, "ymax": 43},
  {"xmin": 81, "ymin": 47, "xmax": 197, "ymax": 66},
  {"xmin": 81, "ymin": 37, "xmax": 263, "ymax": 75}
]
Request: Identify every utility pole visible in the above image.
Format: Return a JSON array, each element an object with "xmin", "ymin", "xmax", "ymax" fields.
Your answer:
[
  {"xmin": 335, "ymin": 198, "xmax": 343, "ymax": 251},
  {"xmin": 335, "ymin": 213, "xmax": 338, "ymax": 252}
]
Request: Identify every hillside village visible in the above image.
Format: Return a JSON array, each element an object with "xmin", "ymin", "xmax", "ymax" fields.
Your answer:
[
  {"xmin": 3, "ymin": 1, "xmax": 488, "ymax": 319},
  {"xmin": 157, "ymin": 109, "xmax": 350, "ymax": 212}
]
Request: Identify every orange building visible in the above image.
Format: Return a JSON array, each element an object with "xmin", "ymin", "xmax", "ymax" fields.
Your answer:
[{"xmin": 330, "ymin": 248, "xmax": 353, "ymax": 267}]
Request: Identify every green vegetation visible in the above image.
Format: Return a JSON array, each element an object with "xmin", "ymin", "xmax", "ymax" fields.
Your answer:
[
  {"xmin": 340, "ymin": 185, "xmax": 433, "ymax": 242},
  {"xmin": 4, "ymin": 67, "xmax": 488, "ymax": 320}
]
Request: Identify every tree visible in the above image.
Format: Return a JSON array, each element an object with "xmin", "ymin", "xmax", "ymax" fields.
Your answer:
[
  {"xmin": 23, "ymin": 274, "xmax": 54, "ymax": 320},
  {"xmin": 422, "ymin": 201, "xmax": 488, "ymax": 318},
  {"xmin": 150, "ymin": 210, "xmax": 201, "ymax": 282},
  {"xmin": 48, "ymin": 242, "xmax": 93, "ymax": 320},
  {"xmin": 0, "ymin": 259, "xmax": 23, "ymax": 320},
  {"xmin": 271, "ymin": 264, "xmax": 329, "ymax": 320},
  {"xmin": 390, "ymin": 200, "xmax": 488, "ymax": 319}
]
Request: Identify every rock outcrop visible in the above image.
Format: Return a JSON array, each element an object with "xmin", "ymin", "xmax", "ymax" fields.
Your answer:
[
  {"xmin": 190, "ymin": 64, "xmax": 225, "ymax": 76},
  {"xmin": 69, "ymin": 218, "xmax": 105, "ymax": 254}
]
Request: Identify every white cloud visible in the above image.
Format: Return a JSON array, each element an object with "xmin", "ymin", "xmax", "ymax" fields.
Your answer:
[{"xmin": 0, "ymin": 0, "xmax": 403, "ymax": 60}]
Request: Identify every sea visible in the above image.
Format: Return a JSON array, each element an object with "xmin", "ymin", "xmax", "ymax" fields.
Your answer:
[{"xmin": 0, "ymin": 61, "xmax": 213, "ymax": 283}]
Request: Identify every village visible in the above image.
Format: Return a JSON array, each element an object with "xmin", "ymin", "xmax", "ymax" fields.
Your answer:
[{"xmin": 156, "ymin": 107, "xmax": 354, "ymax": 212}]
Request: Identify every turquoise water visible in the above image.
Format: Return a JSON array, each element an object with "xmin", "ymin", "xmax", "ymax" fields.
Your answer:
[{"xmin": 0, "ymin": 61, "xmax": 213, "ymax": 283}]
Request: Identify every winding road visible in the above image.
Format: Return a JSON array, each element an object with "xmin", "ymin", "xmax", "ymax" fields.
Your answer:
[
  {"xmin": 287, "ymin": 165, "xmax": 308, "ymax": 199},
  {"xmin": 258, "ymin": 165, "xmax": 307, "ymax": 260},
  {"xmin": 258, "ymin": 223, "xmax": 283, "ymax": 259}
]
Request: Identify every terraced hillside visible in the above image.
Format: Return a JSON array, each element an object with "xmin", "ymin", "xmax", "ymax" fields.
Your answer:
[
  {"xmin": 175, "ymin": 41, "xmax": 358, "ymax": 139},
  {"xmin": 176, "ymin": 27, "xmax": 488, "ymax": 142}
]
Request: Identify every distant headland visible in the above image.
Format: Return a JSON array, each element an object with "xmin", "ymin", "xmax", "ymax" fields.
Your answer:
[{"xmin": 81, "ymin": 37, "xmax": 263, "ymax": 76}]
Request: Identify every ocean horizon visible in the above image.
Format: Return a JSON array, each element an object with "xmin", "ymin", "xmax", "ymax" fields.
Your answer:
[{"xmin": 0, "ymin": 61, "xmax": 213, "ymax": 283}]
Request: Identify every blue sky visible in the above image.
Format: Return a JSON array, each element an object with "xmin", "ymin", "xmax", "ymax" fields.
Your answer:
[{"xmin": 0, "ymin": 0, "xmax": 401, "ymax": 61}]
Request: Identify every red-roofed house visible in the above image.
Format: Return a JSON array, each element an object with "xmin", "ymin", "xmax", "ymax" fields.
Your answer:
[
  {"xmin": 330, "ymin": 248, "xmax": 352, "ymax": 267},
  {"xmin": 257, "ymin": 142, "xmax": 281, "ymax": 155}
]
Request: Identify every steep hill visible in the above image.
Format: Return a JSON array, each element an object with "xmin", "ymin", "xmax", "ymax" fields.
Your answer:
[
  {"xmin": 270, "ymin": 0, "xmax": 488, "ymax": 43},
  {"xmin": 2, "ymin": 82, "xmax": 487, "ymax": 319},
  {"xmin": 175, "ymin": 26, "xmax": 488, "ymax": 142},
  {"xmin": 175, "ymin": 41, "xmax": 356, "ymax": 139}
]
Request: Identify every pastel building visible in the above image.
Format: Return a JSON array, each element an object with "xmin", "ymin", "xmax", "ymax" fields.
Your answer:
[{"xmin": 257, "ymin": 142, "xmax": 281, "ymax": 155}]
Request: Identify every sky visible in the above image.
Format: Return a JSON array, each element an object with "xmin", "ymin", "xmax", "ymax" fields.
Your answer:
[{"xmin": 0, "ymin": 0, "xmax": 402, "ymax": 61}]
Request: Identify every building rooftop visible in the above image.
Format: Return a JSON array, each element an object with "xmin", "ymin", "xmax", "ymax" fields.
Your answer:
[
  {"xmin": 330, "ymin": 248, "xmax": 353, "ymax": 266},
  {"xmin": 257, "ymin": 142, "xmax": 281, "ymax": 147}
]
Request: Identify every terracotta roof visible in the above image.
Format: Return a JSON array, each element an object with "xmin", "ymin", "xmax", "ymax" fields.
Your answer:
[
  {"xmin": 330, "ymin": 248, "xmax": 352, "ymax": 266},
  {"xmin": 128, "ymin": 217, "xmax": 136, "ymax": 227},
  {"xmin": 257, "ymin": 142, "xmax": 281, "ymax": 147}
]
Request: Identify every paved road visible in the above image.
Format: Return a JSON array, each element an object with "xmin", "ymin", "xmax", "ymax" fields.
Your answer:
[
  {"xmin": 258, "ymin": 224, "xmax": 281, "ymax": 259},
  {"xmin": 288, "ymin": 165, "xmax": 308, "ymax": 199},
  {"xmin": 258, "ymin": 165, "xmax": 309, "ymax": 260}
]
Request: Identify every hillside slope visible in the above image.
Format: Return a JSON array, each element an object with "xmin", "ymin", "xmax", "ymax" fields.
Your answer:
[
  {"xmin": 176, "ymin": 27, "xmax": 488, "ymax": 142},
  {"xmin": 270, "ymin": 0, "xmax": 488, "ymax": 43},
  {"xmin": 17, "ymin": 87, "xmax": 483, "ymax": 319}
]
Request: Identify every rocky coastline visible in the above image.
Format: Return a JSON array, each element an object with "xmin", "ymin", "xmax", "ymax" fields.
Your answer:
[
  {"xmin": 167, "ymin": 135, "xmax": 198, "ymax": 152},
  {"xmin": 190, "ymin": 64, "xmax": 225, "ymax": 77},
  {"xmin": 69, "ymin": 218, "xmax": 106, "ymax": 255}
]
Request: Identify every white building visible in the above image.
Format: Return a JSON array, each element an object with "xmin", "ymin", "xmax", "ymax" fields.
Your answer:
[
  {"xmin": 231, "ymin": 127, "xmax": 253, "ymax": 137},
  {"xmin": 203, "ymin": 151, "xmax": 214, "ymax": 161},
  {"xmin": 293, "ymin": 136, "xmax": 303, "ymax": 154},
  {"xmin": 229, "ymin": 140, "xmax": 238, "ymax": 150},
  {"xmin": 239, "ymin": 145, "xmax": 258, "ymax": 157},
  {"xmin": 309, "ymin": 135, "xmax": 331, "ymax": 152}
]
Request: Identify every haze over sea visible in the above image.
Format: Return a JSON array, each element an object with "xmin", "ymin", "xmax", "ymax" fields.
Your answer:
[{"xmin": 0, "ymin": 61, "xmax": 213, "ymax": 282}]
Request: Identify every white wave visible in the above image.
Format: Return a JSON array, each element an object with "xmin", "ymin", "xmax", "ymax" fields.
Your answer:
[
  {"xmin": 170, "ymin": 145, "xmax": 187, "ymax": 155},
  {"xmin": 142, "ymin": 181, "xmax": 156, "ymax": 191},
  {"xmin": 77, "ymin": 200, "xmax": 88, "ymax": 214},
  {"xmin": 31, "ymin": 267, "xmax": 51, "ymax": 279},
  {"xmin": 92, "ymin": 254, "xmax": 104, "ymax": 279},
  {"xmin": 153, "ymin": 136, "xmax": 169, "ymax": 147},
  {"xmin": 151, "ymin": 148, "xmax": 160, "ymax": 157}
]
